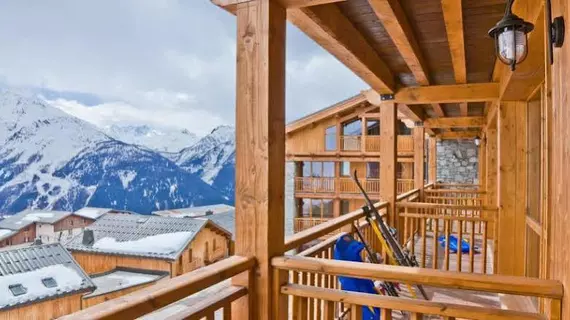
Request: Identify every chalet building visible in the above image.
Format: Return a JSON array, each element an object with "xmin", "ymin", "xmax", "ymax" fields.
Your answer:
[
  {"xmin": 286, "ymin": 95, "xmax": 431, "ymax": 233},
  {"xmin": 0, "ymin": 210, "xmax": 93, "ymax": 248},
  {"xmin": 58, "ymin": 0, "xmax": 570, "ymax": 319},
  {"xmin": 0, "ymin": 243, "xmax": 95, "ymax": 320},
  {"xmin": 153, "ymin": 204, "xmax": 235, "ymax": 218},
  {"xmin": 65, "ymin": 214, "xmax": 233, "ymax": 277}
]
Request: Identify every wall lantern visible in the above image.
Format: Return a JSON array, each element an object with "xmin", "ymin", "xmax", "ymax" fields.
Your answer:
[
  {"xmin": 546, "ymin": 0, "xmax": 565, "ymax": 65},
  {"xmin": 488, "ymin": 0, "xmax": 535, "ymax": 71},
  {"xmin": 474, "ymin": 136, "xmax": 481, "ymax": 147}
]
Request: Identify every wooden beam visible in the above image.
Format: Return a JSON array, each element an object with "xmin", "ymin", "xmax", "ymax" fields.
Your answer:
[
  {"xmin": 394, "ymin": 83, "xmax": 500, "ymax": 104},
  {"xmin": 288, "ymin": 4, "xmax": 396, "ymax": 93},
  {"xmin": 212, "ymin": 0, "xmax": 345, "ymax": 10},
  {"xmin": 425, "ymin": 117, "xmax": 485, "ymax": 129},
  {"xmin": 367, "ymin": 0, "xmax": 429, "ymax": 84},
  {"xmin": 414, "ymin": 125, "xmax": 426, "ymax": 198},
  {"xmin": 441, "ymin": 0, "xmax": 466, "ymax": 84},
  {"xmin": 460, "ymin": 103, "xmax": 468, "ymax": 116},
  {"xmin": 428, "ymin": 137, "xmax": 437, "ymax": 183},
  {"xmin": 380, "ymin": 102, "xmax": 398, "ymax": 228},
  {"xmin": 233, "ymin": 1, "xmax": 287, "ymax": 318},
  {"xmin": 497, "ymin": 101, "xmax": 527, "ymax": 276},
  {"xmin": 367, "ymin": 0, "xmax": 446, "ymax": 117},
  {"xmin": 436, "ymin": 131, "xmax": 480, "ymax": 140}
]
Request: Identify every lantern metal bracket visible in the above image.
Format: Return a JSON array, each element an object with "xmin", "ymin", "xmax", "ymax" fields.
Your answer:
[{"xmin": 546, "ymin": 0, "xmax": 565, "ymax": 65}]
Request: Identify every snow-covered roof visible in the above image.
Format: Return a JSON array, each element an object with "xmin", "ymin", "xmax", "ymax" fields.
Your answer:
[
  {"xmin": 0, "ymin": 229, "xmax": 17, "ymax": 242},
  {"xmin": 73, "ymin": 207, "xmax": 113, "ymax": 220},
  {"xmin": 0, "ymin": 210, "xmax": 72, "ymax": 231},
  {"xmin": 84, "ymin": 267, "xmax": 168, "ymax": 298},
  {"xmin": 153, "ymin": 204, "xmax": 234, "ymax": 218},
  {"xmin": 0, "ymin": 243, "xmax": 95, "ymax": 310},
  {"xmin": 65, "ymin": 214, "xmax": 214, "ymax": 260}
]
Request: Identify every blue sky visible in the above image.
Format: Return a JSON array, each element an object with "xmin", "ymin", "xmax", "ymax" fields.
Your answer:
[{"xmin": 0, "ymin": 0, "xmax": 367, "ymax": 136}]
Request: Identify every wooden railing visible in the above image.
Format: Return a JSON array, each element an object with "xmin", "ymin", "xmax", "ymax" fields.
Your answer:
[
  {"xmin": 338, "ymin": 177, "xmax": 381, "ymax": 194},
  {"xmin": 397, "ymin": 135, "xmax": 414, "ymax": 153},
  {"xmin": 425, "ymin": 189, "xmax": 487, "ymax": 205},
  {"xmin": 397, "ymin": 178, "xmax": 414, "ymax": 194},
  {"xmin": 60, "ymin": 256, "xmax": 255, "ymax": 320},
  {"xmin": 273, "ymin": 255, "xmax": 564, "ymax": 320},
  {"xmin": 294, "ymin": 177, "xmax": 336, "ymax": 193},
  {"xmin": 365, "ymin": 135, "xmax": 381, "ymax": 151},
  {"xmin": 294, "ymin": 217, "xmax": 334, "ymax": 234},
  {"xmin": 397, "ymin": 202, "xmax": 498, "ymax": 274},
  {"xmin": 340, "ymin": 135, "xmax": 361, "ymax": 151}
]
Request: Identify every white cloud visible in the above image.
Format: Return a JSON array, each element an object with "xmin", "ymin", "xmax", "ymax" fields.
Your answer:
[{"xmin": 0, "ymin": 0, "xmax": 367, "ymax": 132}]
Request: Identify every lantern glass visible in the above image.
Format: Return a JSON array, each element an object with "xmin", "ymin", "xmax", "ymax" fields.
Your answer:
[{"xmin": 497, "ymin": 27, "xmax": 528, "ymax": 64}]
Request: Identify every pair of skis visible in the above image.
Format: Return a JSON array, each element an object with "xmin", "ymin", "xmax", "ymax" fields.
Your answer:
[{"xmin": 351, "ymin": 171, "xmax": 429, "ymax": 300}]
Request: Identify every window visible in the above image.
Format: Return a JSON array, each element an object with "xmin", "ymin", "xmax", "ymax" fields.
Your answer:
[
  {"xmin": 325, "ymin": 126, "xmax": 337, "ymax": 151},
  {"xmin": 367, "ymin": 162, "xmax": 380, "ymax": 179},
  {"xmin": 341, "ymin": 200, "xmax": 350, "ymax": 215},
  {"xmin": 367, "ymin": 120, "xmax": 380, "ymax": 135},
  {"xmin": 302, "ymin": 162, "xmax": 311, "ymax": 177},
  {"xmin": 42, "ymin": 277, "xmax": 57, "ymax": 288},
  {"xmin": 342, "ymin": 119, "xmax": 362, "ymax": 136},
  {"xmin": 311, "ymin": 162, "xmax": 322, "ymax": 177},
  {"xmin": 341, "ymin": 162, "xmax": 351, "ymax": 177},
  {"xmin": 213, "ymin": 238, "xmax": 217, "ymax": 250},
  {"xmin": 311, "ymin": 199, "xmax": 322, "ymax": 218},
  {"xmin": 322, "ymin": 200, "xmax": 334, "ymax": 218},
  {"xmin": 322, "ymin": 162, "xmax": 334, "ymax": 177},
  {"xmin": 9, "ymin": 284, "xmax": 27, "ymax": 296},
  {"xmin": 302, "ymin": 199, "xmax": 311, "ymax": 217}
]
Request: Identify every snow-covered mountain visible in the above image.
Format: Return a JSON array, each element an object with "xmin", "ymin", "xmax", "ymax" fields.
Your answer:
[
  {"xmin": 104, "ymin": 124, "xmax": 199, "ymax": 153},
  {"xmin": 0, "ymin": 90, "xmax": 229, "ymax": 214},
  {"xmin": 175, "ymin": 125, "xmax": 236, "ymax": 201}
]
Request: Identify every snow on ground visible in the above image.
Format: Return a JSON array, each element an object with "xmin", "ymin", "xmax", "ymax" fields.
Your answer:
[
  {"xmin": 0, "ymin": 265, "xmax": 84, "ymax": 308},
  {"xmin": 93, "ymin": 232, "xmax": 194, "ymax": 254},
  {"xmin": 118, "ymin": 170, "xmax": 137, "ymax": 189}
]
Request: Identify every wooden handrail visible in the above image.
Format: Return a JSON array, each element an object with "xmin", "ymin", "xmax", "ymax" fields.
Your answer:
[
  {"xmin": 396, "ymin": 202, "xmax": 498, "ymax": 211},
  {"xmin": 284, "ymin": 201, "xmax": 388, "ymax": 251},
  {"xmin": 281, "ymin": 284, "xmax": 546, "ymax": 320},
  {"xmin": 60, "ymin": 255, "xmax": 256, "ymax": 320},
  {"xmin": 272, "ymin": 256, "xmax": 564, "ymax": 299},
  {"xmin": 426, "ymin": 189, "xmax": 487, "ymax": 194},
  {"xmin": 396, "ymin": 188, "xmax": 419, "ymax": 201},
  {"xmin": 400, "ymin": 212, "xmax": 495, "ymax": 222}
]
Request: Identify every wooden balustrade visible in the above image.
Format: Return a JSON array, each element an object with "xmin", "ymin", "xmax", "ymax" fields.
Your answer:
[
  {"xmin": 60, "ymin": 256, "xmax": 255, "ymax": 320},
  {"xmin": 434, "ymin": 182, "xmax": 482, "ymax": 189},
  {"xmin": 397, "ymin": 179, "xmax": 414, "ymax": 194},
  {"xmin": 294, "ymin": 217, "xmax": 333, "ymax": 234},
  {"xmin": 273, "ymin": 255, "xmax": 564, "ymax": 320},
  {"xmin": 365, "ymin": 135, "xmax": 382, "ymax": 152},
  {"xmin": 294, "ymin": 177, "xmax": 336, "ymax": 193},
  {"xmin": 397, "ymin": 135, "xmax": 414, "ymax": 153},
  {"xmin": 397, "ymin": 202, "xmax": 498, "ymax": 274},
  {"xmin": 341, "ymin": 135, "xmax": 361, "ymax": 151}
]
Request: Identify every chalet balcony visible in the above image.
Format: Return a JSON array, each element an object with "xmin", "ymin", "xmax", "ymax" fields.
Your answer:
[
  {"xmin": 294, "ymin": 177, "xmax": 414, "ymax": 196},
  {"xmin": 339, "ymin": 135, "xmax": 414, "ymax": 153},
  {"xmin": 61, "ymin": 185, "xmax": 563, "ymax": 320}
]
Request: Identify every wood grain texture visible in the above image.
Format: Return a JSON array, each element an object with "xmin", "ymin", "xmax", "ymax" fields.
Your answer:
[
  {"xmin": 425, "ymin": 116, "xmax": 485, "ymax": 129},
  {"xmin": 394, "ymin": 83, "xmax": 500, "ymax": 104},
  {"xmin": 441, "ymin": 0, "xmax": 466, "ymax": 84},
  {"xmin": 497, "ymin": 101, "xmax": 527, "ymax": 276},
  {"xmin": 413, "ymin": 126, "xmax": 425, "ymax": 198},
  {"xmin": 380, "ymin": 102, "xmax": 398, "ymax": 227},
  {"xmin": 233, "ymin": 1, "xmax": 287, "ymax": 319}
]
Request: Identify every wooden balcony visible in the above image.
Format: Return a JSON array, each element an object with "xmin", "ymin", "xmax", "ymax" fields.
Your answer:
[
  {"xmin": 62, "ymin": 186, "xmax": 564, "ymax": 320},
  {"xmin": 338, "ymin": 135, "xmax": 414, "ymax": 153},
  {"xmin": 294, "ymin": 177, "xmax": 415, "ymax": 196}
]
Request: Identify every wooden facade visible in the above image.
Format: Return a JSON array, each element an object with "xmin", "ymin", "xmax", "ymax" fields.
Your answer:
[
  {"xmin": 0, "ymin": 225, "xmax": 35, "ymax": 248},
  {"xmin": 70, "ymin": 224, "xmax": 231, "ymax": 277},
  {"xmin": 287, "ymin": 95, "xmax": 426, "ymax": 233},
  {"xmin": 0, "ymin": 293, "xmax": 84, "ymax": 320},
  {"xmin": 81, "ymin": 277, "xmax": 169, "ymax": 309},
  {"xmin": 60, "ymin": 0, "xmax": 570, "ymax": 319}
]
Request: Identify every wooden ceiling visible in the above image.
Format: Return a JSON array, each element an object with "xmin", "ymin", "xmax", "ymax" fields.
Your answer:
[{"xmin": 212, "ymin": 0, "xmax": 514, "ymax": 137}]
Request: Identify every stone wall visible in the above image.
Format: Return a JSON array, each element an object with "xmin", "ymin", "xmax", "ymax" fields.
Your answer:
[{"xmin": 436, "ymin": 140, "xmax": 478, "ymax": 183}]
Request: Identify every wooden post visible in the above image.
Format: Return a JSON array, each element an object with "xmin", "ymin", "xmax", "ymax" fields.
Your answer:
[
  {"xmin": 478, "ymin": 133, "xmax": 487, "ymax": 190},
  {"xmin": 486, "ymin": 127, "xmax": 498, "ymax": 207},
  {"xmin": 234, "ymin": 1, "xmax": 287, "ymax": 319},
  {"xmin": 414, "ymin": 125, "xmax": 426, "ymax": 199},
  {"xmin": 380, "ymin": 102, "xmax": 397, "ymax": 228},
  {"xmin": 428, "ymin": 137, "xmax": 437, "ymax": 183},
  {"xmin": 497, "ymin": 101, "xmax": 527, "ymax": 276},
  {"xmin": 361, "ymin": 116, "xmax": 367, "ymax": 152}
]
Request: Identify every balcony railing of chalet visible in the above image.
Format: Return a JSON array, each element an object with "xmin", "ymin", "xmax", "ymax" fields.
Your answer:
[
  {"xmin": 341, "ymin": 135, "xmax": 361, "ymax": 151},
  {"xmin": 295, "ymin": 177, "xmax": 415, "ymax": 195},
  {"xmin": 397, "ymin": 178, "xmax": 414, "ymax": 194},
  {"xmin": 62, "ymin": 184, "xmax": 563, "ymax": 320},
  {"xmin": 339, "ymin": 135, "xmax": 414, "ymax": 153},
  {"xmin": 425, "ymin": 188, "xmax": 487, "ymax": 206}
]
